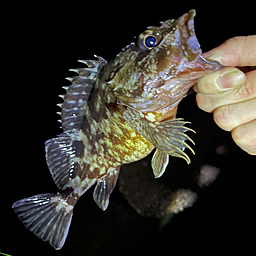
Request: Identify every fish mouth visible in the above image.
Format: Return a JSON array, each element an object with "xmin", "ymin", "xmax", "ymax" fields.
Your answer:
[
  {"xmin": 178, "ymin": 9, "xmax": 196, "ymax": 35},
  {"xmin": 157, "ymin": 9, "xmax": 201, "ymax": 61},
  {"xmin": 114, "ymin": 10, "xmax": 223, "ymax": 114},
  {"xmin": 176, "ymin": 9, "xmax": 202, "ymax": 61}
]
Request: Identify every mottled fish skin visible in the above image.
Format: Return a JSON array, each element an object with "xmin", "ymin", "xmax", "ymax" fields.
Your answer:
[
  {"xmin": 12, "ymin": 9, "xmax": 222, "ymax": 250},
  {"xmin": 111, "ymin": 10, "xmax": 222, "ymax": 121},
  {"xmin": 68, "ymin": 58, "xmax": 155, "ymax": 196}
]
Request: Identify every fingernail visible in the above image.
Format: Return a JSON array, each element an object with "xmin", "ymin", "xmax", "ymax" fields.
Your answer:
[
  {"xmin": 216, "ymin": 68, "xmax": 246, "ymax": 89},
  {"xmin": 203, "ymin": 50, "xmax": 222, "ymax": 62}
]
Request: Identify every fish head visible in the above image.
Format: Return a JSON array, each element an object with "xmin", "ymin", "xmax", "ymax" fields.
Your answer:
[{"xmin": 111, "ymin": 9, "xmax": 222, "ymax": 114}]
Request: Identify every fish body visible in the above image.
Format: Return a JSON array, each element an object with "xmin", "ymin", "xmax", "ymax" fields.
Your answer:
[{"xmin": 12, "ymin": 10, "xmax": 221, "ymax": 249}]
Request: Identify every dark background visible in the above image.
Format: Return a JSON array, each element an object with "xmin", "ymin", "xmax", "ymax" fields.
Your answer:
[{"xmin": 2, "ymin": 1, "xmax": 255, "ymax": 255}]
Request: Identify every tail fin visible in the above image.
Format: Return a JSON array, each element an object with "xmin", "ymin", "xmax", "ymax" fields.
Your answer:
[{"xmin": 12, "ymin": 192, "xmax": 74, "ymax": 250}]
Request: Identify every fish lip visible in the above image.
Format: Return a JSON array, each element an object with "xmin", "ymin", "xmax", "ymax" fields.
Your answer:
[
  {"xmin": 178, "ymin": 9, "xmax": 201, "ymax": 57},
  {"xmin": 197, "ymin": 54, "xmax": 225, "ymax": 73},
  {"xmin": 199, "ymin": 54, "xmax": 226, "ymax": 69},
  {"xmin": 178, "ymin": 9, "xmax": 196, "ymax": 31},
  {"xmin": 157, "ymin": 9, "xmax": 201, "ymax": 61},
  {"xmin": 159, "ymin": 9, "xmax": 196, "ymax": 32}
]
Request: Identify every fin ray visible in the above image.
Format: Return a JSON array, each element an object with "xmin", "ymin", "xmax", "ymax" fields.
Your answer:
[
  {"xmin": 93, "ymin": 168, "xmax": 120, "ymax": 211},
  {"xmin": 151, "ymin": 149, "xmax": 169, "ymax": 178},
  {"xmin": 12, "ymin": 193, "xmax": 74, "ymax": 250},
  {"xmin": 45, "ymin": 133, "xmax": 75, "ymax": 190},
  {"xmin": 123, "ymin": 107, "xmax": 195, "ymax": 164},
  {"xmin": 60, "ymin": 58, "xmax": 106, "ymax": 132}
]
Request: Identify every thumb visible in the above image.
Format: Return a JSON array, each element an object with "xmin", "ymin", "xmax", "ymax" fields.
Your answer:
[
  {"xmin": 194, "ymin": 67, "xmax": 246, "ymax": 94},
  {"xmin": 203, "ymin": 36, "xmax": 256, "ymax": 67}
]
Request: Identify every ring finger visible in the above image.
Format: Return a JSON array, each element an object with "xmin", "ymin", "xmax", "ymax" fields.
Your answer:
[{"xmin": 213, "ymin": 97, "xmax": 256, "ymax": 131}]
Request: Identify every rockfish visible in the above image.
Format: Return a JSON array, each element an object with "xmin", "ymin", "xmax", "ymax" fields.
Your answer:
[{"xmin": 12, "ymin": 9, "xmax": 221, "ymax": 249}]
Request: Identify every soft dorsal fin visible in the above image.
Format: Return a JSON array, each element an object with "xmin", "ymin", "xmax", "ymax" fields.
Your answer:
[
  {"xmin": 58, "ymin": 56, "xmax": 106, "ymax": 133},
  {"xmin": 45, "ymin": 133, "xmax": 75, "ymax": 190}
]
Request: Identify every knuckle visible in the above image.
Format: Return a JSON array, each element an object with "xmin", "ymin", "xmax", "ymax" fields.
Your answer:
[
  {"xmin": 220, "ymin": 37, "xmax": 248, "ymax": 66},
  {"xmin": 231, "ymin": 126, "xmax": 243, "ymax": 143},
  {"xmin": 236, "ymin": 70, "xmax": 256, "ymax": 99},
  {"xmin": 197, "ymin": 71, "xmax": 219, "ymax": 94},
  {"xmin": 231, "ymin": 121, "xmax": 256, "ymax": 154},
  {"xmin": 213, "ymin": 105, "xmax": 233, "ymax": 131},
  {"xmin": 237, "ymin": 80, "xmax": 255, "ymax": 99},
  {"xmin": 196, "ymin": 93, "xmax": 214, "ymax": 112},
  {"xmin": 224, "ymin": 36, "xmax": 242, "ymax": 47},
  {"xmin": 196, "ymin": 78, "xmax": 207, "ymax": 93}
]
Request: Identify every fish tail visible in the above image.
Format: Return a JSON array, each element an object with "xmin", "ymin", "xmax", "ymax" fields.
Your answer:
[{"xmin": 12, "ymin": 191, "xmax": 76, "ymax": 250}]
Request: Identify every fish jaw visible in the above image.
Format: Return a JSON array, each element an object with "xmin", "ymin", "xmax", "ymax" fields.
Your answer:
[{"xmin": 149, "ymin": 55, "xmax": 223, "ymax": 118}]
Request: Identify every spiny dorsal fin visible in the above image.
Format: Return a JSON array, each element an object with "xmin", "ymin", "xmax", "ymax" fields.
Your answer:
[
  {"xmin": 123, "ymin": 107, "xmax": 195, "ymax": 165},
  {"xmin": 58, "ymin": 57, "xmax": 106, "ymax": 133}
]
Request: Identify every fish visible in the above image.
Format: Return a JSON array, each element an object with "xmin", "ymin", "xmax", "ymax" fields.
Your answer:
[{"xmin": 12, "ymin": 9, "xmax": 222, "ymax": 250}]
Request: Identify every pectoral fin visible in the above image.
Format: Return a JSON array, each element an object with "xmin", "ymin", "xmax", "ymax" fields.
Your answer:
[
  {"xmin": 123, "ymin": 107, "xmax": 195, "ymax": 164},
  {"xmin": 155, "ymin": 118, "xmax": 196, "ymax": 164}
]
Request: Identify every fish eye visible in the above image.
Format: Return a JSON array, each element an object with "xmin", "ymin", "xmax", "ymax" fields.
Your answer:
[
  {"xmin": 138, "ymin": 30, "xmax": 162, "ymax": 51},
  {"xmin": 144, "ymin": 35, "xmax": 157, "ymax": 48}
]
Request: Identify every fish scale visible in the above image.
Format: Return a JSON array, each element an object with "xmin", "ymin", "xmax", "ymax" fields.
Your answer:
[{"xmin": 12, "ymin": 9, "xmax": 222, "ymax": 250}]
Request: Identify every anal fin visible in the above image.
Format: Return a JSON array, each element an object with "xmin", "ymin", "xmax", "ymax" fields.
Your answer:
[
  {"xmin": 93, "ymin": 168, "xmax": 120, "ymax": 211},
  {"xmin": 12, "ymin": 192, "xmax": 75, "ymax": 250}
]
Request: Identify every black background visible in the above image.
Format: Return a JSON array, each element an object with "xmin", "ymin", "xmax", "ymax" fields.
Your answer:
[{"xmin": 2, "ymin": 1, "xmax": 256, "ymax": 255}]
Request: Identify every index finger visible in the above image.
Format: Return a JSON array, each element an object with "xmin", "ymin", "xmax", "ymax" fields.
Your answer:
[{"xmin": 203, "ymin": 36, "xmax": 256, "ymax": 67}]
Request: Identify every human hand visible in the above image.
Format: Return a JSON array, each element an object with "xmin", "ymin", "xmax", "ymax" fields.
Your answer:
[{"xmin": 193, "ymin": 36, "xmax": 256, "ymax": 155}]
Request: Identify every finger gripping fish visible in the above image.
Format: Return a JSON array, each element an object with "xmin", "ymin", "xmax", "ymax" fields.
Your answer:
[{"xmin": 12, "ymin": 9, "xmax": 221, "ymax": 249}]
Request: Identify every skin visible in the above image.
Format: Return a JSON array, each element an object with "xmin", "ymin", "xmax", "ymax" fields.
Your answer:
[{"xmin": 193, "ymin": 35, "xmax": 256, "ymax": 155}]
